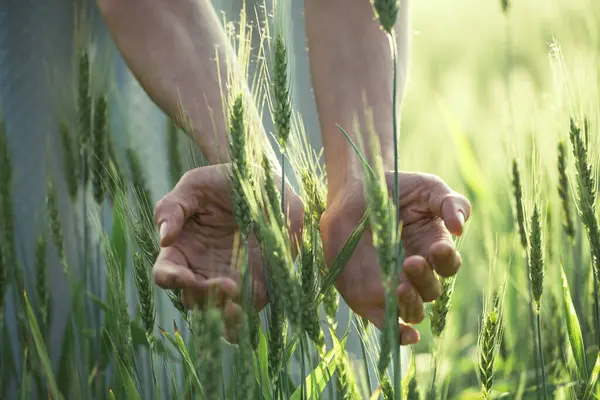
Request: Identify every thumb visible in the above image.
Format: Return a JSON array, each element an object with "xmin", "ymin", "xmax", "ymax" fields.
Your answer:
[
  {"xmin": 154, "ymin": 165, "xmax": 229, "ymax": 246},
  {"xmin": 427, "ymin": 179, "xmax": 471, "ymax": 236},
  {"xmin": 154, "ymin": 196, "xmax": 187, "ymax": 247}
]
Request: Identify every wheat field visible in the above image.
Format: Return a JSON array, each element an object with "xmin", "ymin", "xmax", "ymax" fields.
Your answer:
[{"xmin": 0, "ymin": 0, "xmax": 599, "ymax": 399}]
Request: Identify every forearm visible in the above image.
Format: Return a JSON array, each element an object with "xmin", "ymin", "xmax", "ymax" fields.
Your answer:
[
  {"xmin": 304, "ymin": 0, "xmax": 410, "ymax": 203},
  {"xmin": 99, "ymin": 0, "xmax": 278, "ymax": 167}
]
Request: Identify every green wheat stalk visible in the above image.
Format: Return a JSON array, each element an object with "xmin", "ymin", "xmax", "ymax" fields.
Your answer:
[
  {"xmin": 528, "ymin": 205, "xmax": 547, "ymax": 399},
  {"xmin": 568, "ymin": 117, "xmax": 600, "ymax": 350},
  {"xmin": 430, "ymin": 276, "xmax": 456, "ymax": 338},
  {"xmin": 35, "ymin": 234, "xmax": 49, "ymax": 332},
  {"xmin": 78, "ymin": 46, "xmax": 92, "ymax": 188},
  {"xmin": 511, "ymin": 159, "xmax": 541, "ymax": 389},
  {"xmin": 46, "ymin": 179, "xmax": 68, "ymax": 275},
  {"xmin": 478, "ymin": 291, "xmax": 504, "ymax": 399},
  {"xmin": 372, "ymin": 2, "xmax": 403, "ymax": 395},
  {"xmin": 59, "ymin": 119, "xmax": 79, "ymax": 202},
  {"xmin": 229, "ymin": 93, "xmax": 253, "ymax": 237},
  {"xmin": 132, "ymin": 252, "xmax": 155, "ymax": 344},
  {"xmin": 92, "ymin": 94, "xmax": 108, "ymax": 205},
  {"xmin": 193, "ymin": 307, "xmax": 223, "ymax": 399},
  {"xmin": 557, "ymin": 141, "xmax": 575, "ymax": 240},
  {"xmin": 100, "ymin": 233, "xmax": 135, "ymax": 374},
  {"xmin": 272, "ymin": 32, "xmax": 292, "ymax": 216},
  {"xmin": 233, "ymin": 314, "xmax": 255, "ymax": 400}
]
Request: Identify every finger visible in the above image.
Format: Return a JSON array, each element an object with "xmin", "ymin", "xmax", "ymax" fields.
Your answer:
[
  {"xmin": 223, "ymin": 300, "xmax": 244, "ymax": 344},
  {"xmin": 429, "ymin": 240, "xmax": 462, "ymax": 278},
  {"xmin": 397, "ymin": 282, "xmax": 425, "ymax": 324},
  {"xmin": 154, "ymin": 165, "xmax": 230, "ymax": 246},
  {"xmin": 184, "ymin": 277, "xmax": 241, "ymax": 308},
  {"xmin": 428, "ymin": 181, "xmax": 471, "ymax": 236},
  {"xmin": 364, "ymin": 306, "xmax": 420, "ymax": 345},
  {"xmin": 403, "ymin": 255, "xmax": 442, "ymax": 302},
  {"xmin": 152, "ymin": 248, "xmax": 197, "ymax": 289}
]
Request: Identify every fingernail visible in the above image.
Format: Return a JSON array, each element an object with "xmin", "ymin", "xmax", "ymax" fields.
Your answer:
[
  {"xmin": 159, "ymin": 221, "xmax": 168, "ymax": 240},
  {"xmin": 457, "ymin": 211, "xmax": 465, "ymax": 227}
]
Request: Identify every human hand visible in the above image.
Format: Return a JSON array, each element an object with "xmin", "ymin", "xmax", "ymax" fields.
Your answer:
[
  {"xmin": 320, "ymin": 172, "xmax": 471, "ymax": 344},
  {"xmin": 151, "ymin": 163, "xmax": 303, "ymax": 339}
]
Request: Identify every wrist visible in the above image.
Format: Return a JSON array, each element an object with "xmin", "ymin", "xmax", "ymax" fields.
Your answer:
[{"xmin": 324, "ymin": 134, "xmax": 395, "ymax": 205}]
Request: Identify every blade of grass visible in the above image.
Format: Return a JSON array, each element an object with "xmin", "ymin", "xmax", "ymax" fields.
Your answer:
[
  {"xmin": 20, "ymin": 341, "xmax": 30, "ymax": 400},
  {"xmin": 116, "ymin": 354, "xmax": 142, "ymax": 400},
  {"xmin": 254, "ymin": 329, "xmax": 273, "ymax": 400},
  {"xmin": 560, "ymin": 263, "xmax": 588, "ymax": 379},
  {"xmin": 583, "ymin": 353, "xmax": 600, "ymax": 399},
  {"xmin": 289, "ymin": 341, "xmax": 342, "ymax": 400},
  {"xmin": 319, "ymin": 210, "xmax": 369, "ymax": 298},
  {"xmin": 159, "ymin": 324, "xmax": 202, "ymax": 393},
  {"xmin": 24, "ymin": 291, "xmax": 63, "ymax": 400},
  {"xmin": 336, "ymin": 124, "xmax": 375, "ymax": 179}
]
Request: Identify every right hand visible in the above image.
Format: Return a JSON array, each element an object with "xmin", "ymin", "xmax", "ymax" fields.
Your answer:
[{"xmin": 152, "ymin": 163, "xmax": 304, "ymax": 339}]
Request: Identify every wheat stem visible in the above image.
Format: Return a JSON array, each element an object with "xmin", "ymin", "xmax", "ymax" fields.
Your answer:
[
  {"xmin": 390, "ymin": 29, "xmax": 402, "ymax": 400},
  {"xmin": 536, "ymin": 312, "xmax": 548, "ymax": 399}
]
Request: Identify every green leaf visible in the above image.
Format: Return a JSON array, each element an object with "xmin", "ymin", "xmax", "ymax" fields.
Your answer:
[
  {"xmin": 336, "ymin": 124, "xmax": 376, "ymax": 179},
  {"xmin": 24, "ymin": 291, "xmax": 64, "ymax": 400},
  {"xmin": 130, "ymin": 318, "xmax": 175, "ymax": 359},
  {"xmin": 57, "ymin": 319, "xmax": 75, "ymax": 396},
  {"xmin": 160, "ymin": 323, "xmax": 201, "ymax": 392},
  {"xmin": 116, "ymin": 357, "xmax": 141, "ymax": 400},
  {"xmin": 319, "ymin": 209, "xmax": 369, "ymax": 298},
  {"xmin": 289, "ymin": 343, "xmax": 340, "ymax": 400},
  {"xmin": 583, "ymin": 353, "xmax": 600, "ymax": 399},
  {"xmin": 560, "ymin": 264, "xmax": 588, "ymax": 379},
  {"xmin": 167, "ymin": 358, "xmax": 181, "ymax": 400},
  {"xmin": 254, "ymin": 328, "xmax": 273, "ymax": 400},
  {"xmin": 284, "ymin": 333, "xmax": 299, "ymax": 364},
  {"xmin": 86, "ymin": 290, "xmax": 109, "ymax": 312}
]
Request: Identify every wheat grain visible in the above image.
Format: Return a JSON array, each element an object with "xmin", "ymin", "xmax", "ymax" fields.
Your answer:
[
  {"xmin": 132, "ymin": 252, "xmax": 155, "ymax": 344},
  {"xmin": 430, "ymin": 276, "xmax": 456, "ymax": 338},
  {"xmin": 233, "ymin": 314, "xmax": 255, "ymax": 400},
  {"xmin": 478, "ymin": 292, "xmax": 503, "ymax": 398},
  {"xmin": 46, "ymin": 179, "xmax": 67, "ymax": 273},
  {"xmin": 193, "ymin": 307, "xmax": 223, "ymax": 399},
  {"xmin": 528, "ymin": 206, "xmax": 545, "ymax": 312},
  {"xmin": 78, "ymin": 46, "xmax": 91, "ymax": 187},
  {"xmin": 557, "ymin": 141, "xmax": 575, "ymax": 240},
  {"xmin": 273, "ymin": 33, "xmax": 291, "ymax": 149},
  {"xmin": 511, "ymin": 159, "xmax": 528, "ymax": 250},
  {"xmin": 59, "ymin": 120, "xmax": 79, "ymax": 202},
  {"xmin": 268, "ymin": 296, "xmax": 286, "ymax": 382},
  {"xmin": 35, "ymin": 234, "xmax": 49, "ymax": 331},
  {"xmin": 229, "ymin": 93, "xmax": 253, "ymax": 236},
  {"xmin": 372, "ymin": 0, "xmax": 399, "ymax": 34}
]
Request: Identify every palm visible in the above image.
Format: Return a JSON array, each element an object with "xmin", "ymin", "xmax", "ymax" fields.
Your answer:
[
  {"xmin": 163, "ymin": 193, "xmax": 269, "ymax": 310},
  {"xmin": 153, "ymin": 164, "xmax": 303, "ymax": 314}
]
